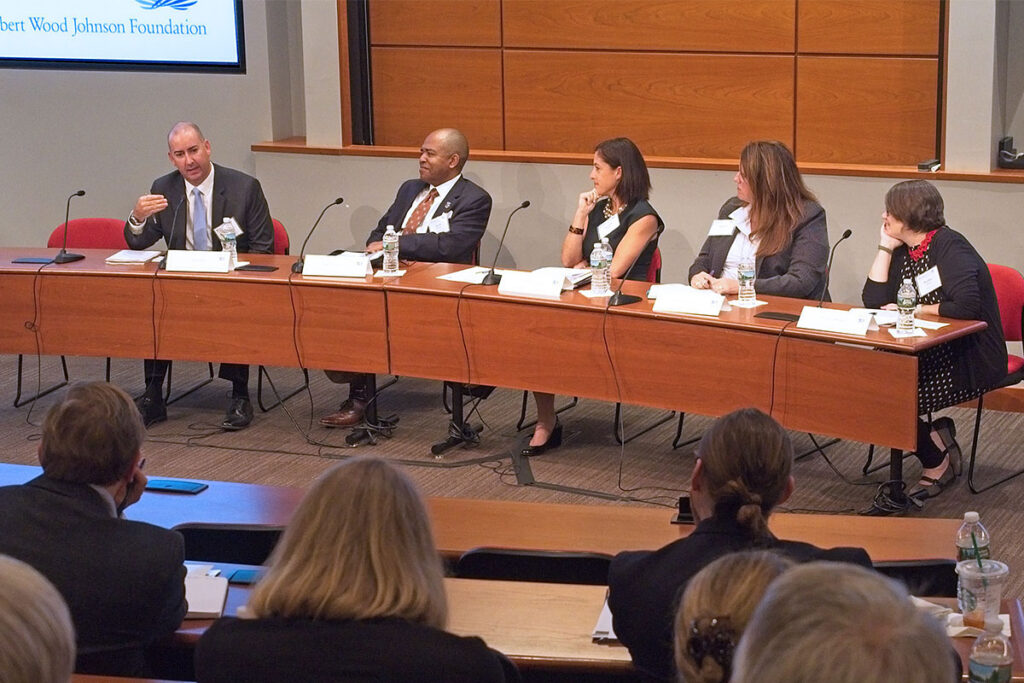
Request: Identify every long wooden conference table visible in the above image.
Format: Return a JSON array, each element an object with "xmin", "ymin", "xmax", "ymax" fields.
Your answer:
[
  {"xmin": 0, "ymin": 463, "xmax": 964, "ymax": 562},
  {"xmin": 0, "ymin": 248, "xmax": 986, "ymax": 489}
]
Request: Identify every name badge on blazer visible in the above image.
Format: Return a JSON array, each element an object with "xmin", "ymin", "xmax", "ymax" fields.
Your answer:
[
  {"xmin": 707, "ymin": 219, "xmax": 736, "ymax": 236},
  {"xmin": 915, "ymin": 266, "xmax": 942, "ymax": 296},
  {"xmin": 427, "ymin": 211, "xmax": 452, "ymax": 234},
  {"xmin": 596, "ymin": 213, "xmax": 620, "ymax": 239}
]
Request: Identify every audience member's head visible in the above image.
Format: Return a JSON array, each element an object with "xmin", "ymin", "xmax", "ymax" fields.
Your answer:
[
  {"xmin": 690, "ymin": 408, "xmax": 794, "ymax": 538},
  {"xmin": 39, "ymin": 382, "xmax": 145, "ymax": 486},
  {"xmin": 594, "ymin": 136, "xmax": 652, "ymax": 205},
  {"xmin": 0, "ymin": 555, "xmax": 75, "ymax": 683},
  {"xmin": 731, "ymin": 562, "xmax": 956, "ymax": 683},
  {"xmin": 883, "ymin": 179, "xmax": 946, "ymax": 234},
  {"xmin": 246, "ymin": 457, "xmax": 447, "ymax": 628},
  {"xmin": 674, "ymin": 551, "xmax": 792, "ymax": 683}
]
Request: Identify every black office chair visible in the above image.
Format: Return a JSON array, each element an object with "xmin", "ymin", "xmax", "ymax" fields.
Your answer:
[
  {"xmin": 454, "ymin": 547, "xmax": 612, "ymax": 585},
  {"xmin": 873, "ymin": 559, "xmax": 958, "ymax": 597},
  {"xmin": 174, "ymin": 523, "xmax": 284, "ymax": 565}
]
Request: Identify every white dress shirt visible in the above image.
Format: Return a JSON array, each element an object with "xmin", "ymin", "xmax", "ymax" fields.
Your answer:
[
  {"xmin": 400, "ymin": 173, "xmax": 461, "ymax": 232},
  {"xmin": 721, "ymin": 205, "xmax": 759, "ymax": 280}
]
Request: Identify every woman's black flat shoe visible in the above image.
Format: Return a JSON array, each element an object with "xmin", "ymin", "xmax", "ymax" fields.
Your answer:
[
  {"xmin": 521, "ymin": 423, "xmax": 563, "ymax": 457},
  {"xmin": 908, "ymin": 459, "xmax": 956, "ymax": 500}
]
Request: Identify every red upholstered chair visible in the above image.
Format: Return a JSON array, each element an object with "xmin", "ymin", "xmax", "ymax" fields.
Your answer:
[
  {"xmin": 16, "ymin": 219, "xmax": 130, "ymax": 406},
  {"xmin": 257, "ymin": 218, "xmax": 309, "ymax": 411},
  {"xmin": 966, "ymin": 264, "xmax": 1024, "ymax": 493},
  {"xmin": 46, "ymin": 218, "xmax": 129, "ymax": 250}
]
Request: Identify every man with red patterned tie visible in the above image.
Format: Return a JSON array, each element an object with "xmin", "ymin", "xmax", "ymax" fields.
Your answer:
[{"xmin": 320, "ymin": 128, "xmax": 492, "ymax": 427}]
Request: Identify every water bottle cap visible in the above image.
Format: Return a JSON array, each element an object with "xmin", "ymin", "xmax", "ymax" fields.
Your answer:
[{"xmin": 964, "ymin": 511, "xmax": 979, "ymax": 523}]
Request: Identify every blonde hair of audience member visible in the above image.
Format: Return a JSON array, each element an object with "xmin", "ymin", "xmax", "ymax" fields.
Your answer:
[
  {"xmin": 691, "ymin": 408, "xmax": 794, "ymax": 539},
  {"xmin": 0, "ymin": 555, "xmax": 75, "ymax": 683},
  {"xmin": 739, "ymin": 140, "xmax": 816, "ymax": 257},
  {"xmin": 246, "ymin": 457, "xmax": 447, "ymax": 628},
  {"xmin": 674, "ymin": 551, "xmax": 793, "ymax": 683},
  {"xmin": 731, "ymin": 562, "xmax": 956, "ymax": 683}
]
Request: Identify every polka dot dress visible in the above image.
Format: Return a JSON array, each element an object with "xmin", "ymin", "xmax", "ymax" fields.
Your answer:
[{"xmin": 902, "ymin": 250, "xmax": 982, "ymax": 414}]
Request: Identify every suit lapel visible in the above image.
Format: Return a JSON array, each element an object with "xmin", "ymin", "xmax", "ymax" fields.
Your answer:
[
  {"xmin": 209, "ymin": 164, "xmax": 225, "ymax": 250},
  {"xmin": 433, "ymin": 176, "xmax": 463, "ymax": 218},
  {"xmin": 167, "ymin": 178, "xmax": 187, "ymax": 250}
]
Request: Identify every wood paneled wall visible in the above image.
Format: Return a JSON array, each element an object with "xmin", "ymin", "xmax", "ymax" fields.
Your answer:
[{"xmin": 362, "ymin": 0, "xmax": 943, "ymax": 166}]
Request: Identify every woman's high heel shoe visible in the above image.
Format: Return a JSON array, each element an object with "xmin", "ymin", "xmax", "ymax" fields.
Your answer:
[{"xmin": 521, "ymin": 422, "xmax": 563, "ymax": 457}]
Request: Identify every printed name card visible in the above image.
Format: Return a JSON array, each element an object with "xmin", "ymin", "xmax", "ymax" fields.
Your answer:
[
  {"xmin": 302, "ymin": 253, "xmax": 372, "ymax": 278},
  {"xmin": 498, "ymin": 270, "xmax": 565, "ymax": 299},
  {"xmin": 164, "ymin": 250, "xmax": 231, "ymax": 273},
  {"xmin": 796, "ymin": 306, "xmax": 872, "ymax": 336}
]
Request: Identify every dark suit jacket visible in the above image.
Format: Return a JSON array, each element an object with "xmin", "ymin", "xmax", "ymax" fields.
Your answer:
[
  {"xmin": 124, "ymin": 163, "xmax": 274, "ymax": 254},
  {"xmin": 365, "ymin": 176, "xmax": 492, "ymax": 264},
  {"xmin": 607, "ymin": 513, "xmax": 872, "ymax": 681},
  {"xmin": 0, "ymin": 475, "xmax": 187, "ymax": 676},
  {"xmin": 195, "ymin": 615, "xmax": 521, "ymax": 683},
  {"xmin": 863, "ymin": 225, "xmax": 1006, "ymax": 395},
  {"xmin": 688, "ymin": 197, "xmax": 830, "ymax": 300}
]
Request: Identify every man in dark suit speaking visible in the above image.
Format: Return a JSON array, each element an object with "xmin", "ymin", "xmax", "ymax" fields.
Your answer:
[
  {"xmin": 320, "ymin": 128, "xmax": 492, "ymax": 428},
  {"xmin": 0, "ymin": 382, "xmax": 187, "ymax": 677},
  {"xmin": 125, "ymin": 121, "xmax": 274, "ymax": 430}
]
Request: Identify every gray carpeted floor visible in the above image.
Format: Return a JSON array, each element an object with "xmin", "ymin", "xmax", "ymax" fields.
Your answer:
[{"xmin": 2, "ymin": 354, "xmax": 1022, "ymax": 596}]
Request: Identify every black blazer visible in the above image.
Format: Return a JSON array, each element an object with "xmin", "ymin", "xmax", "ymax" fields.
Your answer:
[
  {"xmin": 863, "ymin": 225, "xmax": 1007, "ymax": 395},
  {"xmin": 195, "ymin": 615, "xmax": 521, "ymax": 683},
  {"xmin": 365, "ymin": 176, "xmax": 492, "ymax": 264},
  {"xmin": 607, "ymin": 514, "xmax": 872, "ymax": 682},
  {"xmin": 124, "ymin": 163, "xmax": 274, "ymax": 254},
  {"xmin": 689, "ymin": 197, "xmax": 830, "ymax": 300},
  {"xmin": 0, "ymin": 475, "xmax": 186, "ymax": 676}
]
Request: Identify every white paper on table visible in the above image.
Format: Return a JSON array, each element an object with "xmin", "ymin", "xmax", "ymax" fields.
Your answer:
[
  {"xmin": 652, "ymin": 287, "xmax": 724, "ymax": 316},
  {"xmin": 105, "ymin": 249, "xmax": 161, "ymax": 264},
  {"xmin": 852, "ymin": 308, "xmax": 898, "ymax": 327},
  {"xmin": 592, "ymin": 596, "xmax": 618, "ymax": 643},
  {"xmin": 373, "ymin": 269, "xmax": 407, "ymax": 277},
  {"xmin": 915, "ymin": 318, "xmax": 949, "ymax": 330},
  {"xmin": 437, "ymin": 266, "xmax": 515, "ymax": 284},
  {"xmin": 797, "ymin": 306, "xmax": 872, "ymax": 336},
  {"xmin": 184, "ymin": 575, "xmax": 229, "ymax": 619},
  {"xmin": 647, "ymin": 283, "xmax": 689, "ymax": 300},
  {"xmin": 888, "ymin": 327, "xmax": 928, "ymax": 338},
  {"xmin": 301, "ymin": 253, "xmax": 372, "ymax": 277},
  {"xmin": 498, "ymin": 270, "xmax": 564, "ymax": 299},
  {"xmin": 945, "ymin": 612, "xmax": 1011, "ymax": 638},
  {"xmin": 729, "ymin": 299, "xmax": 768, "ymax": 309}
]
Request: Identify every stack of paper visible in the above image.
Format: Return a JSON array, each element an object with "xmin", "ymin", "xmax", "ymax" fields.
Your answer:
[{"xmin": 105, "ymin": 250, "xmax": 161, "ymax": 265}]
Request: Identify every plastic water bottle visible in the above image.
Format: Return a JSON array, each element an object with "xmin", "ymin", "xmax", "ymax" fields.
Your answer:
[
  {"xmin": 590, "ymin": 239, "xmax": 610, "ymax": 295},
  {"xmin": 968, "ymin": 617, "xmax": 1012, "ymax": 682},
  {"xmin": 382, "ymin": 225, "xmax": 399, "ymax": 274},
  {"xmin": 221, "ymin": 231, "xmax": 238, "ymax": 269},
  {"xmin": 956, "ymin": 511, "xmax": 991, "ymax": 561},
  {"xmin": 737, "ymin": 260, "xmax": 756, "ymax": 303},
  {"xmin": 897, "ymin": 278, "xmax": 917, "ymax": 331},
  {"xmin": 601, "ymin": 237, "xmax": 614, "ymax": 284}
]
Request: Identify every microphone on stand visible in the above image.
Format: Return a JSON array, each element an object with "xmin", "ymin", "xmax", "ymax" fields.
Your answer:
[
  {"xmin": 817, "ymin": 228, "xmax": 853, "ymax": 307},
  {"xmin": 482, "ymin": 200, "xmax": 530, "ymax": 286},
  {"xmin": 607, "ymin": 222, "xmax": 666, "ymax": 307},
  {"xmin": 157, "ymin": 195, "xmax": 187, "ymax": 270},
  {"xmin": 754, "ymin": 228, "xmax": 852, "ymax": 321},
  {"xmin": 292, "ymin": 197, "xmax": 345, "ymax": 274},
  {"xmin": 53, "ymin": 190, "xmax": 86, "ymax": 264}
]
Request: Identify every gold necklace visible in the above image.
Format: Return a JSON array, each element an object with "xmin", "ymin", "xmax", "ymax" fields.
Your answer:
[{"xmin": 603, "ymin": 200, "xmax": 623, "ymax": 220}]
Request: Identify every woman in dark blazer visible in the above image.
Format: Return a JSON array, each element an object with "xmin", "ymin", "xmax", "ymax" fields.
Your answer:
[
  {"xmin": 607, "ymin": 408, "xmax": 871, "ymax": 682},
  {"xmin": 863, "ymin": 180, "xmax": 1006, "ymax": 500},
  {"xmin": 195, "ymin": 458, "xmax": 519, "ymax": 683},
  {"xmin": 523, "ymin": 137, "xmax": 664, "ymax": 456},
  {"xmin": 689, "ymin": 141, "xmax": 829, "ymax": 300}
]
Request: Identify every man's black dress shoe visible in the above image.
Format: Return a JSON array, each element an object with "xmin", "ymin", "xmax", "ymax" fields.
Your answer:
[
  {"xmin": 521, "ymin": 422, "xmax": 563, "ymax": 457},
  {"xmin": 222, "ymin": 397, "xmax": 254, "ymax": 431},
  {"xmin": 135, "ymin": 395, "xmax": 167, "ymax": 427}
]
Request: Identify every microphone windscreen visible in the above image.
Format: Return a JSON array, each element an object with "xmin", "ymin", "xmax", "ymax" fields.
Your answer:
[
  {"xmin": 520, "ymin": 200, "xmax": 531, "ymax": 208},
  {"xmin": 75, "ymin": 190, "xmax": 86, "ymax": 196},
  {"xmin": 842, "ymin": 228, "xmax": 852, "ymax": 239},
  {"xmin": 334, "ymin": 197, "xmax": 344, "ymax": 204}
]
